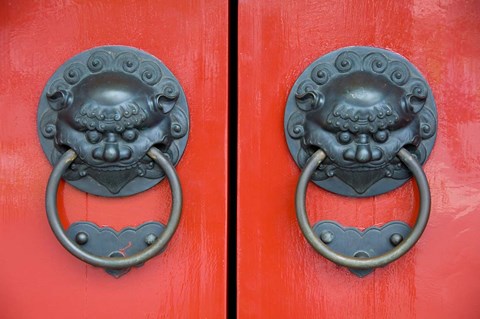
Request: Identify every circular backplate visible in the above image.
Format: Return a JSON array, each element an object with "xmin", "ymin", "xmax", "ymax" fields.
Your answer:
[
  {"xmin": 284, "ymin": 46, "xmax": 437, "ymax": 197},
  {"xmin": 38, "ymin": 45, "xmax": 189, "ymax": 197}
]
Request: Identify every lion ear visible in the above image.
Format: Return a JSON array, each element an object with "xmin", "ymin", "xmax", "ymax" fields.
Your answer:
[
  {"xmin": 295, "ymin": 91, "xmax": 324, "ymax": 111},
  {"xmin": 150, "ymin": 92, "xmax": 178, "ymax": 113},
  {"xmin": 46, "ymin": 90, "xmax": 73, "ymax": 111},
  {"xmin": 149, "ymin": 79, "xmax": 181, "ymax": 113}
]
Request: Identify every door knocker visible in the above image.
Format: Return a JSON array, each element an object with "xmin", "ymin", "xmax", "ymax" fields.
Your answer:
[
  {"xmin": 284, "ymin": 46, "xmax": 437, "ymax": 277},
  {"xmin": 38, "ymin": 46, "xmax": 189, "ymax": 277}
]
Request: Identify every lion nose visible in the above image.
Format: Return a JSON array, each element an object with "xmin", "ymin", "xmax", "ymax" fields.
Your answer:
[
  {"xmin": 354, "ymin": 144, "xmax": 372, "ymax": 163},
  {"xmin": 343, "ymin": 144, "xmax": 373, "ymax": 163},
  {"xmin": 343, "ymin": 134, "xmax": 382, "ymax": 164},
  {"xmin": 92, "ymin": 133, "xmax": 132, "ymax": 162},
  {"xmin": 103, "ymin": 143, "xmax": 120, "ymax": 162},
  {"xmin": 93, "ymin": 144, "xmax": 132, "ymax": 162},
  {"xmin": 343, "ymin": 134, "xmax": 382, "ymax": 163}
]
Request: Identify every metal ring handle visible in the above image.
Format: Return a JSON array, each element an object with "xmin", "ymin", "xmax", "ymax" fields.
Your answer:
[
  {"xmin": 295, "ymin": 148, "xmax": 431, "ymax": 269},
  {"xmin": 46, "ymin": 147, "xmax": 182, "ymax": 269}
]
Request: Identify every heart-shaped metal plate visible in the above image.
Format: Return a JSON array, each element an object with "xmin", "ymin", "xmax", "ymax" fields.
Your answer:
[
  {"xmin": 66, "ymin": 221, "xmax": 166, "ymax": 277},
  {"xmin": 312, "ymin": 221, "xmax": 411, "ymax": 277}
]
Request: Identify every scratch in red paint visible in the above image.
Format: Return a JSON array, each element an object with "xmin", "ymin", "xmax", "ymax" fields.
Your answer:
[{"xmin": 119, "ymin": 242, "xmax": 132, "ymax": 254}]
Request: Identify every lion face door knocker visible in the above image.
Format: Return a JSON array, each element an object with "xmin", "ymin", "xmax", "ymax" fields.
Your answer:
[
  {"xmin": 38, "ymin": 46, "xmax": 189, "ymax": 277},
  {"xmin": 285, "ymin": 46, "xmax": 437, "ymax": 277}
]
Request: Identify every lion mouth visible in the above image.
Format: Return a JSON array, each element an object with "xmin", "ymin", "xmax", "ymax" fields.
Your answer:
[
  {"xmin": 90, "ymin": 162, "xmax": 141, "ymax": 172},
  {"xmin": 72, "ymin": 156, "xmax": 154, "ymax": 172}
]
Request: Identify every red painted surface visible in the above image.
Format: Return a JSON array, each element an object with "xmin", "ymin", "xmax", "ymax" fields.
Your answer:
[
  {"xmin": 238, "ymin": 0, "xmax": 480, "ymax": 318},
  {"xmin": 0, "ymin": 1, "xmax": 228, "ymax": 318}
]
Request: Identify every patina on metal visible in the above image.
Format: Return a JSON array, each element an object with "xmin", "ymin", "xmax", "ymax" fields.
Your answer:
[
  {"xmin": 38, "ymin": 45, "xmax": 189, "ymax": 197},
  {"xmin": 285, "ymin": 46, "xmax": 437, "ymax": 197},
  {"xmin": 313, "ymin": 221, "xmax": 411, "ymax": 277},
  {"xmin": 45, "ymin": 147, "xmax": 182, "ymax": 272},
  {"xmin": 66, "ymin": 221, "xmax": 166, "ymax": 278},
  {"xmin": 295, "ymin": 148, "xmax": 431, "ymax": 273}
]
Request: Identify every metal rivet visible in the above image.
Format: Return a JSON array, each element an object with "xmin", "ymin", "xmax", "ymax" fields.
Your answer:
[
  {"xmin": 354, "ymin": 251, "xmax": 370, "ymax": 258},
  {"xmin": 108, "ymin": 251, "xmax": 125, "ymax": 258},
  {"xmin": 320, "ymin": 230, "xmax": 334, "ymax": 244},
  {"xmin": 173, "ymin": 124, "xmax": 182, "ymax": 133},
  {"xmin": 75, "ymin": 232, "xmax": 88, "ymax": 245},
  {"xmin": 390, "ymin": 233, "xmax": 404, "ymax": 246},
  {"xmin": 145, "ymin": 234, "xmax": 157, "ymax": 246}
]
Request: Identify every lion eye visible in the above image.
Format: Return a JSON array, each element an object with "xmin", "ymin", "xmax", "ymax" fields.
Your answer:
[
  {"xmin": 337, "ymin": 131, "xmax": 352, "ymax": 144},
  {"xmin": 86, "ymin": 130, "xmax": 102, "ymax": 144},
  {"xmin": 374, "ymin": 130, "xmax": 389, "ymax": 143},
  {"xmin": 122, "ymin": 129, "xmax": 138, "ymax": 142}
]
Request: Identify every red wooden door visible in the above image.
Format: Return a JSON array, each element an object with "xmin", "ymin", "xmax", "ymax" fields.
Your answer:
[
  {"xmin": 0, "ymin": 1, "xmax": 228, "ymax": 318},
  {"xmin": 238, "ymin": 1, "xmax": 480, "ymax": 318}
]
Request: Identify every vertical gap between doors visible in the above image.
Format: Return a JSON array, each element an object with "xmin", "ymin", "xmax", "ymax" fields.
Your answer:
[{"xmin": 227, "ymin": 1, "xmax": 238, "ymax": 318}]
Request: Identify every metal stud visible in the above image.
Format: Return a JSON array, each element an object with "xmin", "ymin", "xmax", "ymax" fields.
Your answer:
[
  {"xmin": 390, "ymin": 233, "xmax": 404, "ymax": 246},
  {"xmin": 320, "ymin": 230, "xmax": 334, "ymax": 244},
  {"xmin": 75, "ymin": 232, "xmax": 88, "ymax": 245},
  {"xmin": 145, "ymin": 234, "xmax": 157, "ymax": 246}
]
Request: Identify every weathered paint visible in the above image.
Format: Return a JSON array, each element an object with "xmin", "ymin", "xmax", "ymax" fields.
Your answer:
[
  {"xmin": 0, "ymin": 1, "xmax": 229, "ymax": 318},
  {"xmin": 238, "ymin": 0, "xmax": 480, "ymax": 318}
]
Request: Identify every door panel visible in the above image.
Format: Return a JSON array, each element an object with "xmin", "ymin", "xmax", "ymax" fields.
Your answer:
[
  {"xmin": 0, "ymin": 1, "xmax": 228, "ymax": 318},
  {"xmin": 238, "ymin": 1, "xmax": 480, "ymax": 318}
]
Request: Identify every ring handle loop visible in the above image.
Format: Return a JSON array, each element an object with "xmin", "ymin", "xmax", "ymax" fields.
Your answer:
[
  {"xmin": 46, "ymin": 147, "xmax": 182, "ymax": 269},
  {"xmin": 295, "ymin": 148, "xmax": 431, "ymax": 269}
]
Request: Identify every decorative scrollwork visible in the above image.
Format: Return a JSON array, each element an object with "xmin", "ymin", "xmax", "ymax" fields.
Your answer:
[
  {"xmin": 40, "ymin": 111, "xmax": 57, "ymax": 138},
  {"xmin": 389, "ymin": 61, "xmax": 410, "ymax": 86},
  {"xmin": 334, "ymin": 51, "xmax": 360, "ymax": 73},
  {"xmin": 363, "ymin": 52, "xmax": 388, "ymax": 73},
  {"xmin": 311, "ymin": 63, "xmax": 332, "ymax": 85},
  {"xmin": 115, "ymin": 52, "xmax": 140, "ymax": 73},
  {"xmin": 419, "ymin": 108, "xmax": 437, "ymax": 139},
  {"xmin": 63, "ymin": 63, "xmax": 87, "ymax": 84},
  {"xmin": 140, "ymin": 61, "xmax": 162, "ymax": 85},
  {"xmin": 87, "ymin": 50, "xmax": 113, "ymax": 72},
  {"xmin": 170, "ymin": 107, "xmax": 189, "ymax": 139},
  {"xmin": 287, "ymin": 112, "xmax": 306, "ymax": 139}
]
